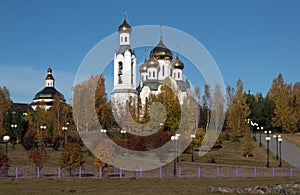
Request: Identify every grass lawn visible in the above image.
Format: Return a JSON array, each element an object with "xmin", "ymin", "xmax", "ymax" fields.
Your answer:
[
  {"xmin": 0, "ymin": 177, "xmax": 299, "ymax": 195},
  {"xmin": 180, "ymin": 139, "xmax": 289, "ymax": 168},
  {"xmin": 282, "ymin": 133, "xmax": 300, "ymax": 148},
  {"xmin": 0, "ymin": 135, "xmax": 290, "ymax": 168}
]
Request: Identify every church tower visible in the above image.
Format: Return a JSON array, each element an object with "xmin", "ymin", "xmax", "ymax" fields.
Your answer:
[
  {"xmin": 45, "ymin": 68, "xmax": 55, "ymax": 87},
  {"xmin": 112, "ymin": 14, "xmax": 137, "ymax": 111}
]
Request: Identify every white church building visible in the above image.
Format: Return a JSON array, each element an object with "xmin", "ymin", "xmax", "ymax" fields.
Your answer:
[
  {"xmin": 111, "ymin": 17, "xmax": 190, "ymax": 110},
  {"xmin": 31, "ymin": 68, "xmax": 66, "ymax": 110}
]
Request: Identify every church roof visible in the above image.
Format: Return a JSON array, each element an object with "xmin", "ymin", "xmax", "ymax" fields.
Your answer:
[
  {"xmin": 45, "ymin": 67, "xmax": 55, "ymax": 80},
  {"xmin": 139, "ymin": 61, "xmax": 148, "ymax": 73},
  {"xmin": 118, "ymin": 19, "xmax": 132, "ymax": 33},
  {"xmin": 139, "ymin": 79, "xmax": 189, "ymax": 92},
  {"xmin": 33, "ymin": 87, "xmax": 65, "ymax": 101},
  {"xmin": 11, "ymin": 103, "xmax": 32, "ymax": 113},
  {"xmin": 150, "ymin": 38, "xmax": 173, "ymax": 60},
  {"xmin": 117, "ymin": 46, "xmax": 135, "ymax": 55},
  {"xmin": 171, "ymin": 55, "xmax": 184, "ymax": 70}
]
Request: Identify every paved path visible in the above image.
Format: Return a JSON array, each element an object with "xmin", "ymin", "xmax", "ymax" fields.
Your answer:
[{"xmin": 256, "ymin": 134, "xmax": 300, "ymax": 168}]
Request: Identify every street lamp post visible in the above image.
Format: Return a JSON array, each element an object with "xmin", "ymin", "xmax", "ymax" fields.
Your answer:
[
  {"xmin": 265, "ymin": 132, "xmax": 271, "ymax": 168},
  {"xmin": 10, "ymin": 124, "xmax": 17, "ymax": 149},
  {"xmin": 253, "ymin": 123, "xmax": 258, "ymax": 141},
  {"xmin": 190, "ymin": 134, "xmax": 195, "ymax": 162},
  {"xmin": 176, "ymin": 134, "xmax": 180, "ymax": 163},
  {"xmin": 3, "ymin": 135, "xmax": 10, "ymax": 177},
  {"xmin": 278, "ymin": 137, "xmax": 283, "ymax": 167},
  {"xmin": 171, "ymin": 135, "xmax": 179, "ymax": 176},
  {"xmin": 62, "ymin": 126, "xmax": 68, "ymax": 146},
  {"xmin": 273, "ymin": 134, "xmax": 281, "ymax": 160},
  {"xmin": 40, "ymin": 125, "xmax": 46, "ymax": 145},
  {"xmin": 258, "ymin": 126, "xmax": 264, "ymax": 147},
  {"xmin": 120, "ymin": 130, "xmax": 126, "ymax": 156}
]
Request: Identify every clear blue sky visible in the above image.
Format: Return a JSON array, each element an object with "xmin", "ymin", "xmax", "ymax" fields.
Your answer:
[{"xmin": 0, "ymin": 0, "xmax": 299, "ymax": 103}]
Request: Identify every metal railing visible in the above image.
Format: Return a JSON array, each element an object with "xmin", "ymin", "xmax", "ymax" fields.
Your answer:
[{"xmin": 0, "ymin": 165, "xmax": 298, "ymax": 179}]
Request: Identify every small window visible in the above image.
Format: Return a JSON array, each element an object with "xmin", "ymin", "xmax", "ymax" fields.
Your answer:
[
  {"xmin": 125, "ymin": 37, "xmax": 127, "ymax": 42},
  {"xmin": 153, "ymin": 71, "xmax": 155, "ymax": 77},
  {"xmin": 149, "ymin": 71, "xmax": 151, "ymax": 77},
  {"xmin": 174, "ymin": 72, "xmax": 176, "ymax": 78},
  {"xmin": 178, "ymin": 72, "xmax": 180, "ymax": 79},
  {"xmin": 162, "ymin": 66, "xmax": 165, "ymax": 76},
  {"xmin": 121, "ymin": 37, "xmax": 123, "ymax": 42}
]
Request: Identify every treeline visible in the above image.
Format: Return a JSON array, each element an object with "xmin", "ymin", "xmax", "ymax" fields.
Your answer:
[{"xmin": 0, "ymin": 72, "xmax": 299, "ymax": 169}]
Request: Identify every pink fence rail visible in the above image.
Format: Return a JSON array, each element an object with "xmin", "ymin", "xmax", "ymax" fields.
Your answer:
[{"xmin": 1, "ymin": 165, "xmax": 299, "ymax": 179}]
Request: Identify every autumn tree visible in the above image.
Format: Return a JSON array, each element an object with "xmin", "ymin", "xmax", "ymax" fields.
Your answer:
[
  {"xmin": 148, "ymin": 79, "xmax": 181, "ymax": 132},
  {"xmin": 242, "ymin": 129, "xmax": 254, "ymax": 157},
  {"xmin": 93, "ymin": 139, "xmax": 115, "ymax": 174},
  {"xmin": 22, "ymin": 128, "xmax": 37, "ymax": 151},
  {"xmin": 227, "ymin": 79, "xmax": 251, "ymax": 140},
  {"xmin": 194, "ymin": 128, "xmax": 205, "ymax": 148},
  {"xmin": 60, "ymin": 142, "xmax": 84, "ymax": 176},
  {"xmin": 27, "ymin": 145, "xmax": 50, "ymax": 169},
  {"xmin": 0, "ymin": 145, "xmax": 11, "ymax": 175},
  {"xmin": 202, "ymin": 84, "xmax": 212, "ymax": 130},
  {"xmin": 73, "ymin": 75, "xmax": 100, "ymax": 132},
  {"xmin": 0, "ymin": 86, "xmax": 12, "ymax": 135},
  {"xmin": 268, "ymin": 74, "xmax": 298, "ymax": 133},
  {"xmin": 293, "ymin": 82, "xmax": 300, "ymax": 131},
  {"xmin": 210, "ymin": 83, "xmax": 226, "ymax": 132},
  {"xmin": 95, "ymin": 74, "xmax": 113, "ymax": 129}
]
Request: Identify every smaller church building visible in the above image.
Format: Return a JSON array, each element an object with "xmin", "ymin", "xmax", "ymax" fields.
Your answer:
[{"xmin": 31, "ymin": 68, "xmax": 65, "ymax": 110}]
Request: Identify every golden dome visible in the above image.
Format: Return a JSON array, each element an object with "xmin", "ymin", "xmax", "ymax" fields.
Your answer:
[
  {"xmin": 118, "ymin": 19, "xmax": 132, "ymax": 33},
  {"xmin": 171, "ymin": 55, "xmax": 184, "ymax": 70},
  {"xmin": 150, "ymin": 38, "xmax": 173, "ymax": 61},
  {"xmin": 146, "ymin": 56, "xmax": 159, "ymax": 68},
  {"xmin": 139, "ymin": 62, "xmax": 148, "ymax": 73}
]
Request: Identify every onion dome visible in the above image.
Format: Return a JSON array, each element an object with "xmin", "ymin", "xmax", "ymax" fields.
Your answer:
[
  {"xmin": 171, "ymin": 55, "xmax": 184, "ymax": 70},
  {"xmin": 146, "ymin": 56, "xmax": 159, "ymax": 68},
  {"xmin": 118, "ymin": 19, "xmax": 132, "ymax": 33},
  {"xmin": 139, "ymin": 61, "xmax": 148, "ymax": 73},
  {"xmin": 150, "ymin": 38, "xmax": 173, "ymax": 61},
  {"xmin": 45, "ymin": 68, "xmax": 54, "ymax": 80}
]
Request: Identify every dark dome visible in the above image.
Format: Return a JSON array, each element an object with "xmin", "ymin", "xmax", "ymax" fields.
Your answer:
[
  {"xmin": 118, "ymin": 19, "xmax": 132, "ymax": 33},
  {"xmin": 45, "ymin": 74, "xmax": 54, "ymax": 80},
  {"xmin": 45, "ymin": 68, "xmax": 55, "ymax": 80},
  {"xmin": 33, "ymin": 87, "xmax": 65, "ymax": 102},
  {"xmin": 171, "ymin": 55, "xmax": 184, "ymax": 70},
  {"xmin": 146, "ymin": 56, "xmax": 159, "ymax": 68},
  {"xmin": 150, "ymin": 38, "xmax": 173, "ymax": 61},
  {"xmin": 139, "ymin": 61, "xmax": 148, "ymax": 73}
]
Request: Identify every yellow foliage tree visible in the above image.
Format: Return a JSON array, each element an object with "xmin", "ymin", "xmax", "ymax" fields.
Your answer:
[{"xmin": 93, "ymin": 139, "xmax": 115, "ymax": 173}]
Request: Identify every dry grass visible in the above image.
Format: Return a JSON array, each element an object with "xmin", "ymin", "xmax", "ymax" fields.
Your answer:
[
  {"xmin": 0, "ymin": 177, "xmax": 298, "ymax": 195},
  {"xmin": 180, "ymin": 139, "xmax": 289, "ymax": 168},
  {"xmin": 282, "ymin": 133, "xmax": 300, "ymax": 148},
  {"xmin": 0, "ymin": 136, "xmax": 290, "ymax": 168}
]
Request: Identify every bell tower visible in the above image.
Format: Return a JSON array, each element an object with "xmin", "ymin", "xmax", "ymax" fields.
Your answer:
[
  {"xmin": 45, "ymin": 68, "xmax": 55, "ymax": 87},
  {"xmin": 112, "ymin": 13, "xmax": 137, "ymax": 113}
]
